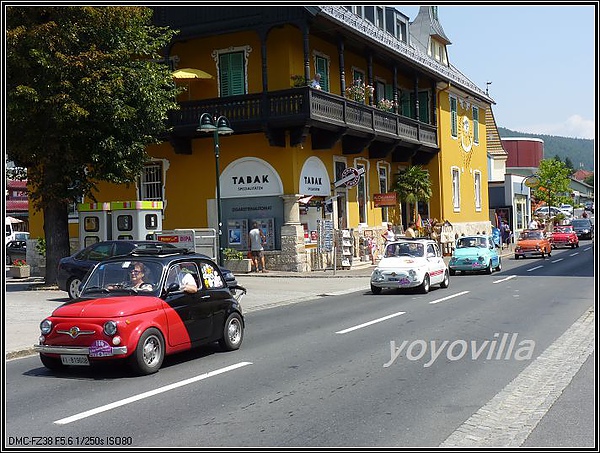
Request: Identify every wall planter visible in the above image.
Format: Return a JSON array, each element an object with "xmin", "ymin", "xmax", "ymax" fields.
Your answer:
[
  {"xmin": 223, "ymin": 259, "xmax": 253, "ymax": 274},
  {"xmin": 9, "ymin": 265, "xmax": 30, "ymax": 278}
]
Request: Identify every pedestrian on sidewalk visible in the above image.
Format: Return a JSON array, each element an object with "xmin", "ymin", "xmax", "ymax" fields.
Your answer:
[
  {"xmin": 249, "ymin": 222, "xmax": 268, "ymax": 273},
  {"xmin": 382, "ymin": 223, "xmax": 395, "ymax": 244}
]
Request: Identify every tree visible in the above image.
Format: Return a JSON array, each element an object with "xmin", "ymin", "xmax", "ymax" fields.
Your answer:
[
  {"xmin": 393, "ymin": 165, "xmax": 432, "ymax": 226},
  {"xmin": 7, "ymin": 7, "xmax": 180, "ymax": 284},
  {"xmin": 532, "ymin": 159, "xmax": 573, "ymax": 211}
]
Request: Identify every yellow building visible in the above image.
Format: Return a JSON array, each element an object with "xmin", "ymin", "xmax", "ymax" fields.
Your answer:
[{"xmin": 29, "ymin": 6, "xmax": 494, "ymax": 271}]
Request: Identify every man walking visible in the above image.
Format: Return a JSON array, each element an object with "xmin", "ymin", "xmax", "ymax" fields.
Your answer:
[{"xmin": 249, "ymin": 222, "xmax": 268, "ymax": 273}]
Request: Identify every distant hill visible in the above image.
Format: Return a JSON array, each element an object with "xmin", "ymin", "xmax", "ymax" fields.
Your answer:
[{"xmin": 497, "ymin": 127, "xmax": 595, "ymax": 172}]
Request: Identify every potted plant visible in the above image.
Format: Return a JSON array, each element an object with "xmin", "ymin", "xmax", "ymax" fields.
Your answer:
[
  {"xmin": 345, "ymin": 79, "xmax": 374, "ymax": 103},
  {"xmin": 377, "ymin": 98, "xmax": 397, "ymax": 112},
  {"xmin": 222, "ymin": 248, "xmax": 253, "ymax": 273},
  {"xmin": 9, "ymin": 259, "xmax": 30, "ymax": 278},
  {"xmin": 291, "ymin": 74, "xmax": 308, "ymax": 88}
]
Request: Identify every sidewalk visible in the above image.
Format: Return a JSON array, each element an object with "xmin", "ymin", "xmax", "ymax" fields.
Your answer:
[{"xmin": 4, "ymin": 250, "xmax": 514, "ymax": 360}]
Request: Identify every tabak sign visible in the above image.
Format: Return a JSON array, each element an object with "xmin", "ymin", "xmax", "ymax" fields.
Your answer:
[{"xmin": 373, "ymin": 192, "xmax": 397, "ymax": 207}]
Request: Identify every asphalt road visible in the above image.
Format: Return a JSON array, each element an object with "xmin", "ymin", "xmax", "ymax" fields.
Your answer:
[{"xmin": 3, "ymin": 242, "xmax": 595, "ymax": 448}]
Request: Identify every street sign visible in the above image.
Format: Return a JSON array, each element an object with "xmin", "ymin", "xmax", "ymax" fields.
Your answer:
[{"xmin": 334, "ymin": 167, "xmax": 365, "ymax": 188}]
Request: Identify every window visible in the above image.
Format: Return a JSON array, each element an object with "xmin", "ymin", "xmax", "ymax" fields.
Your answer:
[
  {"xmin": 376, "ymin": 7, "xmax": 384, "ymax": 28},
  {"xmin": 407, "ymin": 91, "xmax": 430, "ymax": 123},
  {"xmin": 450, "ymin": 96, "xmax": 458, "ymax": 138},
  {"xmin": 68, "ymin": 195, "xmax": 84, "ymax": 220},
  {"xmin": 474, "ymin": 171, "xmax": 482, "ymax": 211},
  {"xmin": 218, "ymin": 51, "xmax": 245, "ymax": 97},
  {"xmin": 375, "ymin": 80, "xmax": 386, "ymax": 105},
  {"xmin": 378, "ymin": 164, "xmax": 390, "ymax": 222},
  {"xmin": 356, "ymin": 161, "xmax": 368, "ymax": 224},
  {"xmin": 139, "ymin": 162, "xmax": 163, "ymax": 202},
  {"xmin": 352, "ymin": 68, "xmax": 365, "ymax": 86},
  {"xmin": 473, "ymin": 106, "xmax": 479, "ymax": 144},
  {"xmin": 396, "ymin": 19, "xmax": 407, "ymax": 42},
  {"xmin": 452, "ymin": 167, "xmax": 460, "ymax": 211},
  {"xmin": 200, "ymin": 261, "xmax": 225, "ymax": 289},
  {"xmin": 314, "ymin": 54, "xmax": 330, "ymax": 92}
]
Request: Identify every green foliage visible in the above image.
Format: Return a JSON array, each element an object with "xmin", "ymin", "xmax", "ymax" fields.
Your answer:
[
  {"xmin": 6, "ymin": 6, "xmax": 181, "ymax": 210},
  {"xmin": 35, "ymin": 237, "xmax": 46, "ymax": 257},
  {"xmin": 393, "ymin": 166, "xmax": 432, "ymax": 223},
  {"xmin": 532, "ymin": 159, "xmax": 573, "ymax": 207},
  {"xmin": 583, "ymin": 174, "xmax": 594, "ymax": 187},
  {"xmin": 223, "ymin": 248, "xmax": 245, "ymax": 260}
]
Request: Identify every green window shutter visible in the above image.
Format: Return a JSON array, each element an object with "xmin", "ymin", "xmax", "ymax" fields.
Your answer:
[
  {"xmin": 219, "ymin": 52, "xmax": 245, "ymax": 97},
  {"xmin": 385, "ymin": 84, "xmax": 393, "ymax": 101},
  {"xmin": 316, "ymin": 56, "xmax": 329, "ymax": 92},
  {"xmin": 401, "ymin": 91, "xmax": 412, "ymax": 118},
  {"xmin": 473, "ymin": 107, "xmax": 479, "ymax": 143},
  {"xmin": 418, "ymin": 91, "xmax": 429, "ymax": 123},
  {"xmin": 450, "ymin": 97, "xmax": 458, "ymax": 137}
]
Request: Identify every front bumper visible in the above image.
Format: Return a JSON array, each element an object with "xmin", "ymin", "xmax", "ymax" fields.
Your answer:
[
  {"xmin": 448, "ymin": 258, "xmax": 486, "ymax": 271},
  {"xmin": 371, "ymin": 270, "xmax": 423, "ymax": 288},
  {"xmin": 34, "ymin": 344, "xmax": 128, "ymax": 356}
]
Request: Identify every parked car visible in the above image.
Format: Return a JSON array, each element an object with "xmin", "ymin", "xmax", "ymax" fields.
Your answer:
[
  {"xmin": 5, "ymin": 240, "xmax": 27, "ymax": 265},
  {"xmin": 370, "ymin": 238, "xmax": 449, "ymax": 294},
  {"xmin": 533, "ymin": 206, "xmax": 572, "ymax": 219},
  {"xmin": 571, "ymin": 218, "xmax": 594, "ymax": 240},
  {"xmin": 448, "ymin": 235, "xmax": 501, "ymax": 275},
  {"xmin": 551, "ymin": 225, "xmax": 579, "ymax": 249},
  {"xmin": 58, "ymin": 240, "xmax": 238, "ymax": 299},
  {"xmin": 514, "ymin": 229, "xmax": 552, "ymax": 259},
  {"xmin": 559, "ymin": 204, "xmax": 574, "ymax": 216},
  {"xmin": 584, "ymin": 201, "xmax": 594, "ymax": 213},
  {"xmin": 35, "ymin": 249, "xmax": 246, "ymax": 375}
]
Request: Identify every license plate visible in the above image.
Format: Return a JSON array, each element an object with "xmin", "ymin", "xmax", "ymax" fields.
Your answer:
[
  {"xmin": 398, "ymin": 278, "xmax": 410, "ymax": 285},
  {"xmin": 61, "ymin": 355, "xmax": 90, "ymax": 366}
]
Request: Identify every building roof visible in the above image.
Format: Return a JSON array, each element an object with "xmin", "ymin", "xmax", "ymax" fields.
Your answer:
[
  {"xmin": 485, "ymin": 107, "xmax": 508, "ymax": 157},
  {"xmin": 572, "ymin": 169, "xmax": 593, "ymax": 181},
  {"xmin": 410, "ymin": 6, "xmax": 451, "ymax": 51},
  {"xmin": 6, "ymin": 199, "xmax": 28, "ymax": 211}
]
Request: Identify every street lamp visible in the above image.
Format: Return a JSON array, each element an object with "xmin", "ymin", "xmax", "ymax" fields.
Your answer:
[{"xmin": 197, "ymin": 113, "xmax": 233, "ymax": 266}]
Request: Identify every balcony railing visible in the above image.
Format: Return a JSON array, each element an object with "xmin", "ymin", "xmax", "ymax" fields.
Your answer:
[{"xmin": 168, "ymin": 87, "xmax": 437, "ymax": 148}]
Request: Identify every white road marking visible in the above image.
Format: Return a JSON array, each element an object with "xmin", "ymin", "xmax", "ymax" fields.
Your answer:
[
  {"xmin": 336, "ymin": 311, "xmax": 406, "ymax": 334},
  {"xmin": 570, "ymin": 252, "xmax": 580, "ymax": 256},
  {"xmin": 493, "ymin": 275, "xmax": 517, "ymax": 284},
  {"xmin": 429, "ymin": 290, "xmax": 470, "ymax": 305},
  {"xmin": 551, "ymin": 258, "xmax": 564, "ymax": 263},
  {"xmin": 54, "ymin": 362, "xmax": 253, "ymax": 425},
  {"xmin": 526, "ymin": 266, "xmax": 543, "ymax": 272}
]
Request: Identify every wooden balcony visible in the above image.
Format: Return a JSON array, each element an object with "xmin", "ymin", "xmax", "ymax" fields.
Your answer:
[{"xmin": 167, "ymin": 87, "xmax": 439, "ymax": 163}]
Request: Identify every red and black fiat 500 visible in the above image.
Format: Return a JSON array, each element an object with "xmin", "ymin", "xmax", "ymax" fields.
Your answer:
[{"xmin": 34, "ymin": 248, "xmax": 245, "ymax": 375}]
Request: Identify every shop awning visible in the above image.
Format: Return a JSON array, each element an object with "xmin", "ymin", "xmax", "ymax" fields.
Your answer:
[{"xmin": 297, "ymin": 195, "xmax": 314, "ymax": 204}]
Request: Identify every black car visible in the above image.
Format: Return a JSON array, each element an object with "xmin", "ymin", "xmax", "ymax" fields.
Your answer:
[
  {"xmin": 36, "ymin": 248, "xmax": 246, "ymax": 375},
  {"xmin": 58, "ymin": 240, "xmax": 238, "ymax": 299},
  {"xmin": 6, "ymin": 240, "xmax": 27, "ymax": 265},
  {"xmin": 571, "ymin": 218, "xmax": 594, "ymax": 240}
]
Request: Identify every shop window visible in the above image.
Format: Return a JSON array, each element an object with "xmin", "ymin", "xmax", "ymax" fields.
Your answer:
[{"xmin": 452, "ymin": 167, "xmax": 460, "ymax": 211}]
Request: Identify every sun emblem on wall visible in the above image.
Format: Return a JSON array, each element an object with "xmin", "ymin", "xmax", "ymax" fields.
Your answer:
[{"xmin": 460, "ymin": 114, "xmax": 474, "ymax": 153}]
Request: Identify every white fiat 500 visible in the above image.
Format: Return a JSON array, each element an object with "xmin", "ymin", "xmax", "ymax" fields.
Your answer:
[{"xmin": 370, "ymin": 238, "xmax": 449, "ymax": 294}]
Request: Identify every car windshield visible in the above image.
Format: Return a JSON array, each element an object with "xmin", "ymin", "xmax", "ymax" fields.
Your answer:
[
  {"xmin": 456, "ymin": 237, "xmax": 486, "ymax": 248},
  {"xmin": 519, "ymin": 230, "xmax": 543, "ymax": 240},
  {"xmin": 80, "ymin": 260, "xmax": 163, "ymax": 297},
  {"xmin": 554, "ymin": 226, "xmax": 572, "ymax": 233},
  {"xmin": 385, "ymin": 242, "xmax": 424, "ymax": 258},
  {"xmin": 572, "ymin": 220, "xmax": 591, "ymax": 227}
]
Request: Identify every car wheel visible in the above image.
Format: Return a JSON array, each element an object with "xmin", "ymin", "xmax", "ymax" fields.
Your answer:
[
  {"xmin": 495, "ymin": 258, "xmax": 502, "ymax": 272},
  {"xmin": 440, "ymin": 270, "xmax": 449, "ymax": 288},
  {"xmin": 371, "ymin": 284, "xmax": 382, "ymax": 295},
  {"xmin": 449, "ymin": 269, "xmax": 456, "ymax": 276},
  {"xmin": 40, "ymin": 353, "xmax": 65, "ymax": 371},
  {"xmin": 486, "ymin": 260, "xmax": 493, "ymax": 274},
  {"xmin": 130, "ymin": 328, "xmax": 164, "ymax": 375},
  {"xmin": 419, "ymin": 274, "xmax": 430, "ymax": 294},
  {"xmin": 67, "ymin": 277, "xmax": 82, "ymax": 299},
  {"xmin": 219, "ymin": 312, "xmax": 244, "ymax": 351},
  {"xmin": 547, "ymin": 247, "xmax": 551, "ymax": 257},
  {"xmin": 514, "ymin": 255, "xmax": 519, "ymax": 260}
]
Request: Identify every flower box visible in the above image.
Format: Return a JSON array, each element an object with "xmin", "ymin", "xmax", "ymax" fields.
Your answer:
[
  {"xmin": 9, "ymin": 265, "xmax": 30, "ymax": 278},
  {"xmin": 223, "ymin": 259, "xmax": 253, "ymax": 274}
]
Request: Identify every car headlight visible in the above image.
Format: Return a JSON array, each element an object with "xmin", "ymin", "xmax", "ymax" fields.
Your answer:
[
  {"xmin": 103, "ymin": 320, "xmax": 118, "ymax": 336},
  {"xmin": 40, "ymin": 319, "xmax": 52, "ymax": 334},
  {"xmin": 478, "ymin": 256, "xmax": 485, "ymax": 262},
  {"xmin": 408, "ymin": 269, "xmax": 417, "ymax": 278},
  {"xmin": 371, "ymin": 269, "xmax": 383, "ymax": 281}
]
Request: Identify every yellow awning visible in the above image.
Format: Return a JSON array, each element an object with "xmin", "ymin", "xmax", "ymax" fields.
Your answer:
[{"xmin": 172, "ymin": 68, "xmax": 213, "ymax": 79}]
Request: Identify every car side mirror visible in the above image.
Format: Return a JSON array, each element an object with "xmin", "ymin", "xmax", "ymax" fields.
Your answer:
[{"xmin": 167, "ymin": 282, "xmax": 181, "ymax": 293}]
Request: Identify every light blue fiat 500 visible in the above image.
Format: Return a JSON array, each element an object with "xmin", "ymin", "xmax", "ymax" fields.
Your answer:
[{"xmin": 448, "ymin": 235, "xmax": 501, "ymax": 275}]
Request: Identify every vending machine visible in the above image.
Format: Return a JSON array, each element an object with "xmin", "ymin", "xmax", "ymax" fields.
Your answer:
[
  {"xmin": 110, "ymin": 201, "xmax": 163, "ymax": 241},
  {"xmin": 78, "ymin": 202, "xmax": 111, "ymax": 249},
  {"xmin": 227, "ymin": 219, "xmax": 248, "ymax": 251},
  {"xmin": 251, "ymin": 218, "xmax": 275, "ymax": 250}
]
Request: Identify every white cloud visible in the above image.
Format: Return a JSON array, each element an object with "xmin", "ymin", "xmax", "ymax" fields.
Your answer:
[{"xmin": 521, "ymin": 115, "xmax": 595, "ymax": 140}]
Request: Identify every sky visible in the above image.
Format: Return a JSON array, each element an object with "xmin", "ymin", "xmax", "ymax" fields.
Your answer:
[{"xmin": 398, "ymin": 4, "xmax": 596, "ymax": 140}]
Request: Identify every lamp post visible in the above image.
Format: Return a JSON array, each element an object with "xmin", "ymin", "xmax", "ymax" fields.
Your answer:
[{"xmin": 197, "ymin": 113, "xmax": 233, "ymax": 266}]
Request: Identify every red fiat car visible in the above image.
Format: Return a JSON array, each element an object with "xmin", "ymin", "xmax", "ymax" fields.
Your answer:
[
  {"xmin": 551, "ymin": 225, "xmax": 579, "ymax": 249},
  {"xmin": 34, "ymin": 249, "xmax": 246, "ymax": 375}
]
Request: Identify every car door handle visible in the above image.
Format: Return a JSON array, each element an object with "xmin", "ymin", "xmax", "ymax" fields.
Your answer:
[{"xmin": 200, "ymin": 295, "xmax": 210, "ymax": 300}]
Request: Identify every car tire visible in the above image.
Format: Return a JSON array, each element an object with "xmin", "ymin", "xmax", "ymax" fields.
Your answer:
[
  {"xmin": 419, "ymin": 274, "xmax": 430, "ymax": 294},
  {"xmin": 440, "ymin": 270, "xmax": 449, "ymax": 288},
  {"xmin": 67, "ymin": 277, "xmax": 82, "ymax": 299},
  {"xmin": 495, "ymin": 258, "xmax": 502, "ymax": 272},
  {"xmin": 486, "ymin": 260, "xmax": 493, "ymax": 274},
  {"xmin": 40, "ymin": 353, "xmax": 65, "ymax": 371},
  {"xmin": 219, "ymin": 312, "xmax": 244, "ymax": 351},
  {"xmin": 371, "ymin": 284, "xmax": 382, "ymax": 295},
  {"xmin": 449, "ymin": 269, "xmax": 456, "ymax": 276},
  {"xmin": 129, "ymin": 328, "xmax": 164, "ymax": 375},
  {"xmin": 547, "ymin": 248, "xmax": 551, "ymax": 257},
  {"xmin": 514, "ymin": 255, "xmax": 519, "ymax": 260}
]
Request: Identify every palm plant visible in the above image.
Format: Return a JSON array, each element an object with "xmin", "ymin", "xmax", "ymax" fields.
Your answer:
[{"xmin": 393, "ymin": 165, "xmax": 433, "ymax": 225}]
